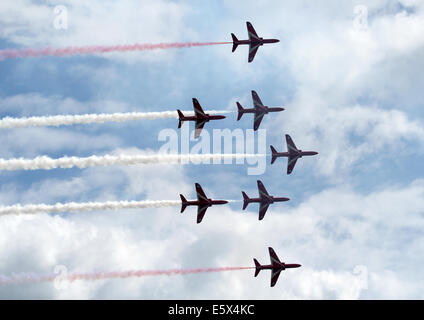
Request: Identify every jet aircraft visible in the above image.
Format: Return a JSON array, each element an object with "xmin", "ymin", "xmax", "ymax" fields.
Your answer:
[
  {"xmin": 270, "ymin": 134, "xmax": 318, "ymax": 174},
  {"xmin": 180, "ymin": 183, "xmax": 228, "ymax": 223},
  {"xmin": 231, "ymin": 21, "xmax": 280, "ymax": 62},
  {"xmin": 237, "ymin": 90, "xmax": 285, "ymax": 130},
  {"xmin": 254, "ymin": 247, "xmax": 301, "ymax": 287},
  {"xmin": 241, "ymin": 180, "xmax": 289, "ymax": 220},
  {"xmin": 177, "ymin": 98, "xmax": 226, "ymax": 139}
]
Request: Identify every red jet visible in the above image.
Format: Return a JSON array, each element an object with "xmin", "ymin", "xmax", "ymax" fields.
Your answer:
[
  {"xmin": 271, "ymin": 134, "xmax": 318, "ymax": 174},
  {"xmin": 242, "ymin": 180, "xmax": 290, "ymax": 220},
  {"xmin": 254, "ymin": 247, "xmax": 301, "ymax": 287},
  {"xmin": 177, "ymin": 98, "xmax": 226, "ymax": 139},
  {"xmin": 237, "ymin": 90, "xmax": 285, "ymax": 131},
  {"xmin": 231, "ymin": 22, "xmax": 280, "ymax": 63},
  {"xmin": 180, "ymin": 183, "xmax": 228, "ymax": 224}
]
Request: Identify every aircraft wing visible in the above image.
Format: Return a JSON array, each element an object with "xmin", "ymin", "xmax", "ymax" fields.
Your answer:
[
  {"xmin": 197, "ymin": 205, "xmax": 209, "ymax": 224},
  {"xmin": 193, "ymin": 98, "xmax": 206, "ymax": 118},
  {"xmin": 248, "ymin": 43, "xmax": 260, "ymax": 63},
  {"xmin": 285, "ymin": 134, "xmax": 299, "ymax": 154},
  {"xmin": 194, "ymin": 119, "xmax": 206, "ymax": 138},
  {"xmin": 287, "ymin": 155, "xmax": 299, "ymax": 175},
  {"xmin": 253, "ymin": 110, "xmax": 265, "ymax": 131},
  {"xmin": 257, "ymin": 180, "xmax": 269, "ymax": 198},
  {"xmin": 270, "ymin": 268, "xmax": 282, "ymax": 287},
  {"xmin": 258, "ymin": 202, "xmax": 270, "ymax": 220},
  {"xmin": 252, "ymin": 90, "xmax": 264, "ymax": 108},
  {"xmin": 269, "ymin": 247, "xmax": 283, "ymax": 267},
  {"xmin": 269, "ymin": 247, "xmax": 285, "ymax": 286},
  {"xmin": 195, "ymin": 183, "xmax": 208, "ymax": 202},
  {"xmin": 246, "ymin": 22, "xmax": 260, "ymax": 41}
]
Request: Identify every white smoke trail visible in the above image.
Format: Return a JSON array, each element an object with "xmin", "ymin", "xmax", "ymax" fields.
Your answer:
[
  {"xmin": 0, "ymin": 110, "xmax": 232, "ymax": 129},
  {"xmin": 0, "ymin": 153, "xmax": 265, "ymax": 172},
  {"xmin": 0, "ymin": 200, "xmax": 181, "ymax": 216}
]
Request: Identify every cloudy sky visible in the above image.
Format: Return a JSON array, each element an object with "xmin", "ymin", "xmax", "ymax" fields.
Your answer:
[{"xmin": 0, "ymin": 0, "xmax": 423, "ymax": 299}]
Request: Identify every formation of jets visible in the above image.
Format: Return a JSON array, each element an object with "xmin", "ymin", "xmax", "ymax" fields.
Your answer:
[
  {"xmin": 176, "ymin": 22, "xmax": 283, "ymax": 136},
  {"xmin": 0, "ymin": 20, "xmax": 316, "ymax": 289},
  {"xmin": 179, "ymin": 188, "xmax": 301, "ymax": 287},
  {"xmin": 179, "ymin": 132, "xmax": 319, "ymax": 225},
  {"xmin": 175, "ymin": 22, "xmax": 313, "ymax": 287}
]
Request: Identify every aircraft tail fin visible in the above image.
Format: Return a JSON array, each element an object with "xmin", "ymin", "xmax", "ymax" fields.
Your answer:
[
  {"xmin": 242, "ymin": 191, "xmax": 249, "ymax": 210},
  {"xmin": 177, "ymin": 110, "xmax": 184, "ymax": 119},
  {"xmin": 270, "ymin": 145, "xmax": 278, "ymax": 164},
  {"xmin": 177, "ymin": 110, "xmax": 184, "ymax": 128},
  {"xmin": 180, "ymin": 194, "xmax": 188, "ymax": 213},
  {"xmin": 254, "ymin": 258, "xmax": 261, "ymax": 277},
  {"xmin": 231, "ymin": 33, "xmax": 239, "ymax": 52},
  {"xmin": 236, "ymin": 102, "xmax": 244, "ymax": 121}
]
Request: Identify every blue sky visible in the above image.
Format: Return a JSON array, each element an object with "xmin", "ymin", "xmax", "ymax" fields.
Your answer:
[{"xmin": 0, "ymin": 0, "xmax": 423, "ymax": 299}]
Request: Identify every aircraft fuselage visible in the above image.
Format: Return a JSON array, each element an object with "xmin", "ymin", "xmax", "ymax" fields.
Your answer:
[
  {"xmin": 235, "ymin": 38, "xmax": 280, "ymax": 46},
  {"xmin": 257, "ymin": 263, "xmax": 302, "ymax": 271},
  {"xmin": 245, "ymin": 196, "xmax": 290, "ymax": 205},
  {"xmin": 183, "ymin": 199, "xmax": 228, "ymax": 207},
  {"xmin": 241, "ymin": 106, "xmax": 285, "ymax": 114},
  {"xmin": 274, "ymin": 150, "xmax": 319, "ymax": 159},
  {"xmin": 180, "ymin": 114, "xmax": 226, "ymax": 122}
]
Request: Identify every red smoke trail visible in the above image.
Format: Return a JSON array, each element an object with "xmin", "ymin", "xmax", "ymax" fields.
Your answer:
[
  {"xmin": 0, "ymin": 266, "xmax": 253, "ymax": 286},
  {"xmin": 0, "ymin": 42, "xmax": 232, "ymax": 60}
]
